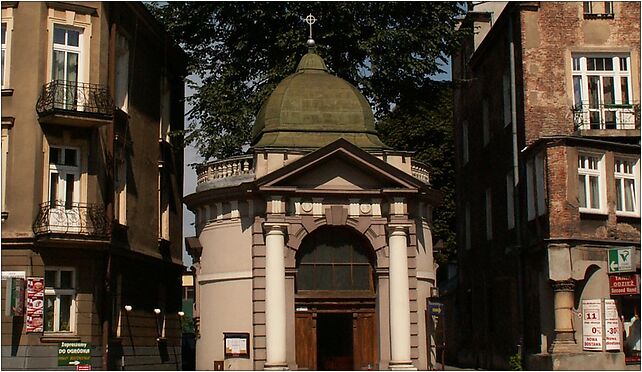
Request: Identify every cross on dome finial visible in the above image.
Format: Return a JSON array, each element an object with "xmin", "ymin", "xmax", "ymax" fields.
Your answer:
[{"xmin": 305, "ymin": 13, "xmax": 317, "ymax": 48}]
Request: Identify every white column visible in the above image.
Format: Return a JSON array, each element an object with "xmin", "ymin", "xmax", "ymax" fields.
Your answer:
[
  {"xmin": 388, "ymin": 225, "xmax": 415, "ymax": 370},
  {"xmin": 264, "ymin": 223, "xmax": 288, "ymax": 370}
]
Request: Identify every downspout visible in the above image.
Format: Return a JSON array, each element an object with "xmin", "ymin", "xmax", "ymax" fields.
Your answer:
[
  {"xmin": 103, "ymin": 15, "xmax": 117, "ymax": 371},
  {"xmin": 508, "ymin": 11, "xmax": 526, "ymax": 367}
]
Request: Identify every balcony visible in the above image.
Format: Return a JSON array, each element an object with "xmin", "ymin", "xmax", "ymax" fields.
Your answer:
[
  {"xmin": 573, "ymin": 103, "xmax": 640, "ymax": 137},
  {"xmin": 33, "ymin": 201, "xmax": 110, "ymax": 244},
  {"xmin": 36, "ymin": 80, "xmax": 114, "ymax": 128},
  {"xmin": 195, "ymin": 155, "xmax": 255, "ymax": 191},
  {"xmin": 411, "ymin": 160, "xmax": 430, "ymax": 184}
]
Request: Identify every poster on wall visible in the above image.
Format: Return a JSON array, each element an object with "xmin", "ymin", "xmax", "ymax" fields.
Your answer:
[
  {"xmin": 604, "ymin": 299, "xmax": 621, "ymax": 351},
  {"xmin": 582, "ymin": 299, "xmax": 603, "ymax": 351},
  {"xmin": 25, "ymin": 277, "xmax": 45, "ymax": 333}
]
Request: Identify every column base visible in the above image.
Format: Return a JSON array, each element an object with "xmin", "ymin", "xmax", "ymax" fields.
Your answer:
[
  {"xmin": 548, "ymin": 331, "xmax": 577, "ymax": 353},
  {"xmin": 388, "ymin": 361, "xmax": 417, "ymax": 370},
  {"xmin": 264, "ymin": 362, "xmax": 289, "ymax": 371}
]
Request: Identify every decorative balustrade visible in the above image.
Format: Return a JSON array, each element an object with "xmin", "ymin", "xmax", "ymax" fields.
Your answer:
[
  {"xmin": 33, "ymin": 201, "xmax": 110, "ymax": 239},
  {"xmin": 36, "ymin": 80, "xmax": 114, "ymax": 118},
  {"xmin": 572, "ymin": 103, "xmax": 639, "ymax": 131},
  {"xmin": 411, "ymin": 160, "xmax": 430, "ymax": 184},
  {"xmin": 196, "ymin": 155, "xmax": 255, "ymax": 186}
]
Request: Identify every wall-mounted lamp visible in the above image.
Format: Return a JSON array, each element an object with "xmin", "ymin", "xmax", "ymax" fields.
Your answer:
[
  {"xmin": 154, "ymin": 308, "xmax": 163, "ymax": 341},
  {"xmin": 178, "ymin": 311, "xmax": 185, "ymax": 317},
  {"xmin": 124, "ymin": 305, "xmax": 133, "ymax": 312},
  {"xmin": 153, "ymin": 308, "xmax": 161, "ymax": 315}
]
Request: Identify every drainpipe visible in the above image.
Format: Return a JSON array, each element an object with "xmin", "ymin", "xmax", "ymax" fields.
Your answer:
[
  {"xmin": 102, "ymin": 14, "xmax": 117, "ymax": 371},
  {"xmin": 508, "ymin": 11, "xmax": 527, "ymax": 367}
]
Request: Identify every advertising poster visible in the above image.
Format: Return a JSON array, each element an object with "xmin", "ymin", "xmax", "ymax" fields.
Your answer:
[
  {"xmin": 25, "ymin": 277, "xmax": 45, "ymax": 333},
  {"xmin": 582, "ymin": 299, "xmax": 603, "ymax": 351},
  {"xmin": 604, "ymin": 299, "xmax": 621, "ymax": 351}
]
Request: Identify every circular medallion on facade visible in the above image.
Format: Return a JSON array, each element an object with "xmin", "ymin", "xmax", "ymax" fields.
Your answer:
[
  {"xmin": 359, "ymin": 203, "xmax": 372, "ymax": 214},
  {"xmin": 301, "ymin": 202, "xmax": 313, "ymax": 213}
]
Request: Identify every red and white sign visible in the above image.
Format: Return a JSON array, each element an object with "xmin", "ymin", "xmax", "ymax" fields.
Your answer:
[
  {"xmin": 609, "ymin": 274, "xmax": 640, "ymax": 295},
  {"xmin": 604, "ymin": 299, "xmax": 621, "ymax": 351},
  {"xmin": 582, "ymin": 299, "xmax": 603, "ymax": 351},
  {"xmin": 25, "ymin": 277, "xmax": 45, "ymax": 333}
]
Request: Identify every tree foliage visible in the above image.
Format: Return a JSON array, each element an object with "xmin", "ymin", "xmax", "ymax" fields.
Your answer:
[
  {"xmin": 377, "ymin": 82, "xmax": 456, "ymax": 262},
  {"xmin": 150, "ymin": 2, "xmax": 468, "ymax": 261},
  {"xmin": 150, "ymin": 1, "xmax": 467, "ymax": 159}
]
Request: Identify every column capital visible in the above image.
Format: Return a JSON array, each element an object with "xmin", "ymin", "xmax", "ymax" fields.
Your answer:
[
  {"xmin": 387, "ymin": 223, "xmax": 412, "ymax": 235},
  {"xmin": 551, "ymin": 279, "xmax": 575, "ymax": 293},
  {"xmin": 263, "ymin": 222, "xmax": 287, "ymax": 234}
]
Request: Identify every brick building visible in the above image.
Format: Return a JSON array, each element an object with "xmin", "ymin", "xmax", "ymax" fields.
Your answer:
[
  {"xmin": 1, "ymin": 2, "xmax": 186, "ymax": 369},
  {"xmin": 453, "ymin": 2, "xmax": 640, "ymax": 370}
]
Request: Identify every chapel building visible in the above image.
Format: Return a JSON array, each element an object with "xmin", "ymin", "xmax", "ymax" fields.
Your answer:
[{"xmin": 185, "ymin": 43, "xmax": 441, "ymax": 370}]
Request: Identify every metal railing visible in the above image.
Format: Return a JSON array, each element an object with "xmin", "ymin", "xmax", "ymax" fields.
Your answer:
[
  {"xmin": 572, "ymin": 103, "xmax": 640, "ymax": 131},
  {"xmin": 411, "ymin": 160, "xmax": 430, "ymax": 184},
  {"xmin": 196, "ymin": 155, "xmax": 255, "ymax": 186},
  {"xmin": 33, "ymin": 201, "xmax": 110, "ymax": 239},
  {"xmin": 36, "ymin": 80, "xmax": 114, "ymax": 118}
]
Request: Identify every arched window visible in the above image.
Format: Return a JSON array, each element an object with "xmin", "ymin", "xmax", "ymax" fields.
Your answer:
[{"xmin": 296, "ymin": 227, "xmax": 375, "ymax": 292}]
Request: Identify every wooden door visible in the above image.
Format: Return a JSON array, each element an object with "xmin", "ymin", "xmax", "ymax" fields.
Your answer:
[
  {"xmin": 295, "ymin": 312, "xmax": 316, "ymax": 370},
  {"xmin": 353, "ymin": 312, "xmax": 377, "ymax": 370}
]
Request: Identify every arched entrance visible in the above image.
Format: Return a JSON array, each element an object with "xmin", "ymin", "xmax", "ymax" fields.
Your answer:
[{"xmin": 294, "ymin": 226, "xmax": 378, "ymax": 370}]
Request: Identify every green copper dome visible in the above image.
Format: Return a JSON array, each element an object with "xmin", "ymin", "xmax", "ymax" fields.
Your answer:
[{"xmin": 251, "ymin": 49, "xmax": 387, "ymax": 149}]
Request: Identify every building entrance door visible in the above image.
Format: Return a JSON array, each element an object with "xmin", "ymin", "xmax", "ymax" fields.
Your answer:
[{"xmin": 295, "ymin": 308, "xmax": 377, "ymax": 370}]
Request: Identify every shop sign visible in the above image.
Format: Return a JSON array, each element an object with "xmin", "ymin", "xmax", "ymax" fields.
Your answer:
[
  {"xmin": 1, "ymin": 271, "xmax": 26, "ymax": 279},
  {"xmin": 582, "ymin": 299, "xmax": 603, "ymax": 351},
  {"xmin": 609, "ymin": 274, "xmax": 640, "ymax": 296},
  {"xmin": 25, "ymin": 277, "xmax": 44, "ymax": 333},
  {"xmin": 608, "ymin": 248, "xmax": 634, "ymax": 273},
  {"xmin": 429, "ymin": 302, "xmax": 444, "ymax": 316},
  {"xmin": 604, "ymin": 299, "xmax": 621, "ymax": 351},
  {"xmin": 58, "ymin": 342, "xmax": 92, "ymax": 366}
]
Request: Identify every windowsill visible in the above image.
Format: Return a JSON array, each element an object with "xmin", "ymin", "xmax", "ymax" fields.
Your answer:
[
  {"xmin": 583, "ymin": 13, "xmax": 615, "ymax": 20},
  {"xmin": 1, "ymin": 88, "xmax": 14, "ymax": 96},
  {"xmin": 40, "ymin": 333, "xmax": 80, "ymax": 343},
  {"xmin": 616, "ymin": 212, "xmax": 640, "ymax": 219},
  {"xmin": 579, "ymin": 209, "xmax": 608, "ymax": 218}
]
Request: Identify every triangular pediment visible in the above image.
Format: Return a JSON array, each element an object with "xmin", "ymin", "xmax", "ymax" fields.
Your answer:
[{"xmin": 256, "ymin": 139, "xmax": 426, "ymax": 192}]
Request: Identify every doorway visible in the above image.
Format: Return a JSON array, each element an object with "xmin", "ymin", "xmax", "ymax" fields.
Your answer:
[{"xmin": 317, "ymin": 313, "xmax": 353, "ymax": 370}]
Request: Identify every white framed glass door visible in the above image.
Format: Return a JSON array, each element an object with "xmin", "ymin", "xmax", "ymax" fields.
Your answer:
[
  {"xmin": 48, "ymin": 146, "xmax": 80, "ymax": 233},
  {"xmin": 52, "ymin": 25, "xmax": 81, "ymax": 110}
]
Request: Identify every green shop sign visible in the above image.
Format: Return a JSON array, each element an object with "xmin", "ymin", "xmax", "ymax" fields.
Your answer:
[{"xmin": 58, "ymin": 342, "xmax": 91, "ymax": 366}]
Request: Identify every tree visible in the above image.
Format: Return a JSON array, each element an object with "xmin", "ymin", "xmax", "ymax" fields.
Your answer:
[
  {"xmin": 149, "ymin": 2, "xmax": 467, "ymax": 159},
  {"xmin": 376, "ymin": 81, "xmax": 457, "ymax": 262},
  {"xmin": 150, "ymin": 2, "xmax": 468, "ymax": 262}
]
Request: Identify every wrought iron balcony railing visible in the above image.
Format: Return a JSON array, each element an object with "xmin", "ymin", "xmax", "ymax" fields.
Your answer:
[
  {"xmin": 572, "ymin": 103, "xmax": 640, "ymax": 131},
  {"xmin": 33, "ymin": 201, "xmax": 110, "ymax": 239},
  {"xmin": 36, "ymin": 80, "xmax": 114, "ymax": 118}
]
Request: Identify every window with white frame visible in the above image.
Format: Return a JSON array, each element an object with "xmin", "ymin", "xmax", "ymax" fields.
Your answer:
[
  {"xmin": 482, "ymin": 99, "xmax": 490, "ymax": 146},
  {"xmin": 578, "ymin": 153, "xmax": 604, "ymax": 213},
  {"xmin": 464, "ymin": 201, "xmax": 471, "ymax": 250},
  {"xmin": 506, "ymin": 172, "xmax": 515, "ymax": 229},
  {"xmin": 583, "ymin": 2, "xmax": 614, "ymax": 18},
  {"xmin": 503, "ymin": 70, "xmax": 511, "ymax": 127},
  {"xmin": 572, "ymin": 54, "xmax": 633, "ymax": 130},
  {"xmin": 44, "ymin": 268, "xmax": 75, "ymax": 332},
  {"xmin": 615, "ymin": 157, "xmax": 639, "ymax": 215},
  {"xmin": 485, "ymin": 188, "xmax": 493, "ymax": 240},
  {"xmin": 535, "ymin": 153, "xmax": 547, "ymax": 216},
  {"xmin": 1, "ymin": 22, "xmax": 6, "ymax": 88},
  {"xmin": 48, "ymin": 146, "xmax": 80, "ymax": 209},
  {"xmin": 52, "ymin": 25, "xmax": 82, "ymax": 109},
  {"xmin": 462, "ymin": 120, "xmax": 469, "ymax": 165}
]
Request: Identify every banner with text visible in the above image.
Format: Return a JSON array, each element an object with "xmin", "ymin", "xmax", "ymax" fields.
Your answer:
[
  {"xmin": 604, "ymin": 299, "xmax": 621, "ymax": 351},
  {"xmin": 582, "ymin": 299, "xmax": 603, "ymax": 351}
]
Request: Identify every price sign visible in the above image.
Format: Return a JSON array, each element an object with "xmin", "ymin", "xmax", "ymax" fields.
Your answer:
[
  {"xmin": 582, "ymin": 299, "xmax": 603, "ymax": 351},
  {"xmin": 604, "ymin": 299, "xmax": 621, "ymax": 351}
]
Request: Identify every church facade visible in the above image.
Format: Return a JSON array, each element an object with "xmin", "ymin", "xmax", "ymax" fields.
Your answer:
[{"xmin": 185, "ymin": 47, "xmax": 441, "ymax": 370}]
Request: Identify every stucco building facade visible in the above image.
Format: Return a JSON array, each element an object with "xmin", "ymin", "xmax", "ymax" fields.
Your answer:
[
  {"xmin": 1, "ymin": 2, "xmax": 185, "ymax": 369},
  {"xmin": 185, "ymin": 47, "xmax": 441, "ymax": 370},
  {"xmin": 453, "ymin": 2, "xmax": 640, "ymax": 370}
]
